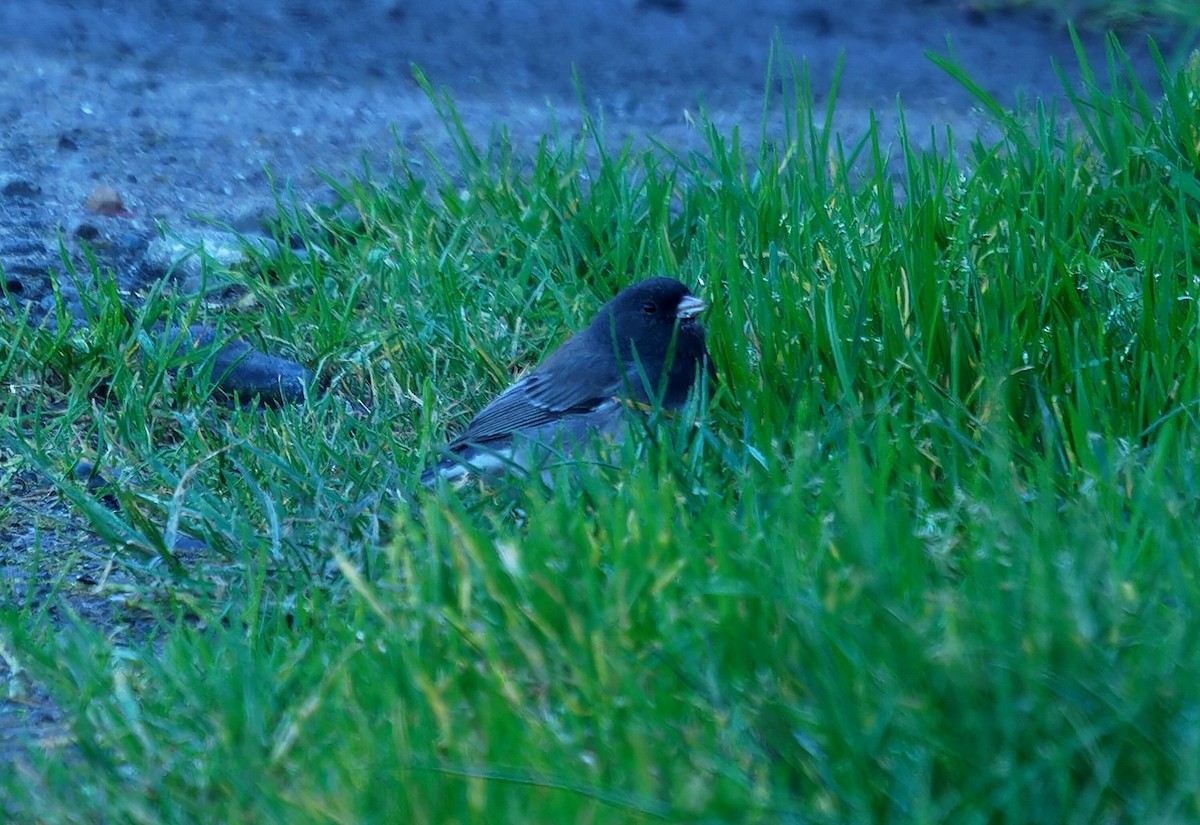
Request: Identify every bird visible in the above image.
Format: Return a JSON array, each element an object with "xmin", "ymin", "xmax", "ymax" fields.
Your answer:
[{"xmin": 420, "ymin": 276, "xmax": 710, "ymax": 485}]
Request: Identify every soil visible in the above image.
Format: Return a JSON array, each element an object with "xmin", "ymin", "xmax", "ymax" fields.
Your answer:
[
  {"xmin": 0, "ymin": 0, "xmax": 1192, "ymax": 766},
  {"xmin": 0, "ymin": 1, "xmax": 1186, "ymax": 304}
]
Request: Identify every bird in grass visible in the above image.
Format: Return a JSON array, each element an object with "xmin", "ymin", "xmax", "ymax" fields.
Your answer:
[{"xmin": 420, "ymin": 276, "xmax": 711, "ymax": 484}]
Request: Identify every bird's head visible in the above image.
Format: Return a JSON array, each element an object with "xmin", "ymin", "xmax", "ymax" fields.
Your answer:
[{"xmin": 592, "ymin": 276, "xmax": 710, "ymax": 408}]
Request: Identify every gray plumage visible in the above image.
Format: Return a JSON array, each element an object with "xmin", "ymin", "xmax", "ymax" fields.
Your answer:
[{"xmin": 421, "ymin": 276, "xmax": 709, "ymax": 484}]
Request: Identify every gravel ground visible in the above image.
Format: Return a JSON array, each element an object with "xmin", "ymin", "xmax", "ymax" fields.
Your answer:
[
  {"xmin": 0, "ymin": 0, "xmax": 1191, "ymax": 762},
  {"xmin": 0, "ymin": 0, "xmax": 1184, "ymax": 309}
]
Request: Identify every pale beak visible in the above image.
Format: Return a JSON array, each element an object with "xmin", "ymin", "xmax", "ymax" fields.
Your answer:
[{"xmin": 675, "ymin": 294, "xmax": 707, "ymax": 320}]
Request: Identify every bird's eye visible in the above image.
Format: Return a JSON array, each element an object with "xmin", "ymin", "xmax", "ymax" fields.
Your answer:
[{"xmin": 642, "ymin": 301, "xmax": 658, "ymax": 314}]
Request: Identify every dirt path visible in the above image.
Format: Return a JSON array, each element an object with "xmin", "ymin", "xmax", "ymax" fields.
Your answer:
[{"xmin": 0, "ymin": 0, "xmax": 1183, "ymax": 306}]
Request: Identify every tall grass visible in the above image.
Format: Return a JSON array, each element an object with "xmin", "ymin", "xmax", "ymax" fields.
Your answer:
[{"xmin": 2, "ymin": 36, "xmax": 1199, "ymax": 824}]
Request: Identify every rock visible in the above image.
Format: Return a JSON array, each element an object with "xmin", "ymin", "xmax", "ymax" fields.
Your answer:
[
  {"xmin": 73, "ymin": 460, "xmax": 121, "ymax": 506},
  {"xmin": 84, "ymin": 184, "xmax": 127, "ymax": 216},
  {"xmin": 144, "ymin": 230, "xmax": 282, "ymax": 293},
  {"xmin": 795, "ymin": 7, "xmax": 833, "ymax": 36},
  {"xmin": 73, "ymin": 222, "xmax": 102, "ymax": 241},
  {"xmin": 149, "ymin": 323, "xmax": 313, "ymax": 406},
  {"xmin": 4, "ymin": 275, "xmax": 28, "ymax": 297},
  {"xmin": 1, "ymin": 177, "xmax": 41, "ymax": 199}
]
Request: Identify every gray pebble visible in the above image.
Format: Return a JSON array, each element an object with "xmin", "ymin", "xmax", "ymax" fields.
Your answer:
[
  {"xmin": 145, "ymin": 230, "xmax": 283, "ymax": 293},
  {"xmin": 73, "ymin": 460, "xmax": 121, "ymax": 504},
  {"xmin": 150, "ymin": 323, "xmax": 314, "ymax": 406},
  {"xmin": 0, "ymin": 177, "xmax": 41, "ymax": 199},
  {"xmin": 73, "ymin": 222, "xmax": 102, "ymax": 241}
]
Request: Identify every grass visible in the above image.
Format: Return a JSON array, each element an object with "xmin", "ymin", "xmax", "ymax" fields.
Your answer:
[{"xmin": 2, "ymin": 33, "xmax": 1200, "ymax": 824}]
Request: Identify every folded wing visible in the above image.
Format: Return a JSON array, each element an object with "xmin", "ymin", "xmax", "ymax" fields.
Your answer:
[{"xmin": 449, "ymin": 339, "xmax": 621, "ymax": 449}]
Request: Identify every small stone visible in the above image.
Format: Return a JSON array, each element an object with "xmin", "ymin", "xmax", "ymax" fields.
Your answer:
[
  {"xmin": 795, "ymin": 8, "xmax": 833, "ymax": 35},
  {"xmin": 84, "ymin": 184, "xmax": 127, "ymax": 216},
  {"xmin": 74, "ymin": 223, "xmax": 102, "ymax": 241},
  {"xmin": 964, "ymin": 5, "xmax": 988, "ymax": 25},
  {"xmin": 73, "ymin": 461, "xmax": 130, "ymax": 508},
  {"xmin": 145, "ymin": 230, "xmax": 282, "ymax": 293},
  {"xmin": 150, "ymin": 324, "xmax": 314, "ymax": 406},
  {"xmin": 1, "ymin": 177, "xmax": 41, "ymax": 199}
]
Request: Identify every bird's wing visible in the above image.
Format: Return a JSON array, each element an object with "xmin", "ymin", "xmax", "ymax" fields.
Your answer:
[{"xmin": 449, "ymin": 341, "xmax": 621, "ymax": 448}]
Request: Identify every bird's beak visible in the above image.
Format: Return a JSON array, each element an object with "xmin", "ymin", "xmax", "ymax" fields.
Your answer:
[{"xmin": 676, "ymin": 294, "xmax": 707, "ymax": 320}]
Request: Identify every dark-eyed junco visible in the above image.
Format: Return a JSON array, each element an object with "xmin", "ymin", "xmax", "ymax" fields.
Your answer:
[{"xmin": 421, "ymin": 276, "xmax": 710, "ymax": 484}]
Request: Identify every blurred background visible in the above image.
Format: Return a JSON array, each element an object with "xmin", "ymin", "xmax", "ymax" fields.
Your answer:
[
  {"xmin": 0, "ymin": 0, "xmax": 1194, "ymax": 282},
  {"xmin": 2, "ymin": 0, "xmax": 1192, "ymax": 114}
]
